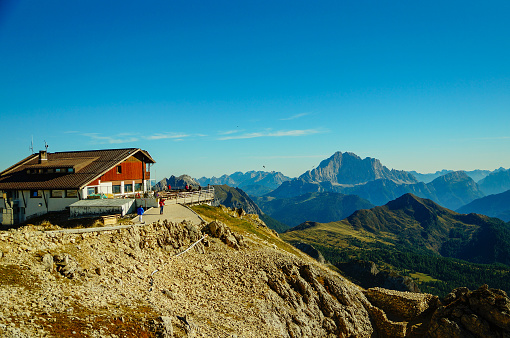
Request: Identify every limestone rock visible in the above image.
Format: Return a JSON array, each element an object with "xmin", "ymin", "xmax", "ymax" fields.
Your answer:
[
  {"xmin": 53, "ymin": 253, "xmax": 80, "ymax": 278},
  {"xmin": 41, "ymin": 253, "xmax": 54, "ymax": 272},
  {"xmin": 365, "ymin": 287, "xmax": 440, "ymax": 321},
  {"xmin": 427, "ymin": 285, "xmax": 510, "ymax": 337},
  {"xmin": 202, "ymin": 221, "xmax": 246, "ymax": 249},
  {"xmin": 266, "ymin": 262, "xmax": 374, "ymax": 337},
  {"xmin": 151, "ymin": 316, "xmax": 174, "ymax": 338}
]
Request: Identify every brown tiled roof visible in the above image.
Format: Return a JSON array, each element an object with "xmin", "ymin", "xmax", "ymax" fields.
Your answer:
[{"xmin": 0, "ymin": 148, "xmax": 155, "ymax": 190}]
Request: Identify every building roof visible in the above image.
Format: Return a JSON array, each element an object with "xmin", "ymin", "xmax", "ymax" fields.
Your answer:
[{"xmin": 0, "ymin": 148, "xmax": 155, "ymax": 191}]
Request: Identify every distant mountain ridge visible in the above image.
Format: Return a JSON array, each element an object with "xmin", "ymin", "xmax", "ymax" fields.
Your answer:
[
  {"xmin": 254, "ymin": 192, "xmax": 374, "ymax": 227},
  {"xmin": 197, "ymin": 171, "xmax": 291, "ymax": 196},
  {"xmin": 478, "ymin": 168, "xmax": 510, "ymax": 195},
  {"xmin": 269, "ymin": 152, "xmax": 485, "ymax": 210},
  {"xmin": 409, "ymin": 169, "xmax": 498, "ymax": 184},
  {"xmin": 457, "ymin": 189, "xmax": 510, "ymax": 222},
  {"xmin": 154, "ymin": 175, "xmax": 199, "ymax": 190}
]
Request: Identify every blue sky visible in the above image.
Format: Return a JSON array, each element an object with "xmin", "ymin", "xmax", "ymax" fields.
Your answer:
[{"xmin": 1, "ymin": 0, "xmax": 509, "ymax": 180}]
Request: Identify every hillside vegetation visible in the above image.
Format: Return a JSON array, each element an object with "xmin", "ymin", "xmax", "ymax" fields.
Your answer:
[{"xmin": 282, "ymin": 194, "xmax": 510, "ymax": 297}]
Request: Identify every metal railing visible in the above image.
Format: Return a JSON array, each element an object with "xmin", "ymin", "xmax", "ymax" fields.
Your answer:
[{"xmin": 156, "ymin": 187, "xmax": 215, "ymax": 205}]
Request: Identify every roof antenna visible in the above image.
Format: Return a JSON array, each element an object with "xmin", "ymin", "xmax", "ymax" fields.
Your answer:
[
  {"xmin": 44, "ymin": 140, "xmax": 49, "ymax": 152},
  {"xmin": 29, "ymin": 135, "xmax": 34, "ymax": 154}
]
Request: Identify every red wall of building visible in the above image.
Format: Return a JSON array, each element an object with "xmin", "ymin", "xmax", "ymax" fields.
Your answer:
[{"xmin": 89, "ymin": 156, "xmax": 150, "ymax": 185}]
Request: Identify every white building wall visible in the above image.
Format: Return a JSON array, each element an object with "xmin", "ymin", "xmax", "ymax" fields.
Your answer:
[
  {"xmin": 22, "ymin": 190, "xmax": 79, "ymax": 221},
  {"xmin": 98, "ymin": 182, "xmax": 113, "ymax": 195}
]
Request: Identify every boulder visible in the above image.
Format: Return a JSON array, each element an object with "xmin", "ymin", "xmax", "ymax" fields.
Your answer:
[
  {"xmin": 365, "ymin": 287, "xmax": 440, "ymax": 322},
  {"xmin": 41, "ymin": 253, "xmax": 54, "ymax": 272},
  {"xmin": 428, "ymin": 285, "xmax": 510, "ymax": 337},
  {"xmin": 202, "ymin": 221, "xmax": 246, "ymax": 250}
]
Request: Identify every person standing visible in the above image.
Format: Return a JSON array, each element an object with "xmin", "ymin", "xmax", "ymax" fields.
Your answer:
[
  {"xmin": 137, "ymin": 205, "xmax": 144, "ymax": 223},
  {"xmin": 159, "ymin": 198, "xmax": 165, "ymax": 214}
]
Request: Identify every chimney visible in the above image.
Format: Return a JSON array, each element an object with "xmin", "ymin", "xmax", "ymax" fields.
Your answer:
[{"xmin": 39, "ymin": 150, "xmax": 47, "ymax": 164}]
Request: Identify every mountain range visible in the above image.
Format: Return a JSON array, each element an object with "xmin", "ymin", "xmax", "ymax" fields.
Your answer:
[
  {"xmin": 197, "ymin": 171, "xmax": 291, "ymax": 196},
  {"xmin": 154, "ymin": 174, "xmax": 200, "ymax": 190},
  {"xmin": 409, "ymin": 169, "xmax": 500, "ymax": 183},
  {"xmin": 268, "ymin": 152, "xmax": 485, "ymax": 210},
  {"xmin": 282, "ymin": 193, "xmax": 510, "ymax": 296},
  {"xmin": 478, "ymin": 168, "xmax": 510, "ymax": 195},
  {"xmin": 254, "ymin": 192, "xmax": 374, "ymax": 227},
  {"xmin": 189, "ymin": 150, "xmax": 508, "ymax": 223},
  {"xmin": 457, "ymin": 189, "xmax": 510, "ymax": 222}
]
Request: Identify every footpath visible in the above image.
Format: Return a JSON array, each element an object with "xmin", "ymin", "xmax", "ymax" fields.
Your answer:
[{"xmin": 134, "ymin": 203, "xmax": 203, "ymax": 225}]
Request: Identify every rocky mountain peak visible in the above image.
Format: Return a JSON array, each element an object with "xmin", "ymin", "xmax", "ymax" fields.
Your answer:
[{"xmin": 299, "ymin": 151, "xmax": 416, "ymax": 185}]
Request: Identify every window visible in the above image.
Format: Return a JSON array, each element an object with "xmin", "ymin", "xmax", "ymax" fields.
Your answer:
[
  {"xmin": 125, "ymin": 184, "xmax": 132, "ymax": 192},
  {"xmin": 135, "ymin": 183, "xmax": 142, "ymax": 191},
  {"xmin": 65, "ymin": 190, "xmax": 78, "ymax": 198},
  {"xmin": 113, "ymin": 185, "xmax": 121, "ymax": 194},
  {"xmin": 87, "ymin": 187, "xmax": 97, "ymax": 195},
  {"xmin": 51, "ymin": 190, "xmax": 64, "ymax": 198},
  {"xmin": 55, "ymin": 168, "xmax": 61, "ymax": 173},
  {"xmin": 30, "ymin": 190, "xmax": 42, "ymax": 198},
  {"xmin": 146, "ymin": 163, "xmax": 150, "ymax": 172},
  {"xmin": 67, "ymin": 168, "xmax": 74, "ymax": 173},
  {"xmin": 116, "ymin": 165, "xmax": 122, "ymax": 174}
]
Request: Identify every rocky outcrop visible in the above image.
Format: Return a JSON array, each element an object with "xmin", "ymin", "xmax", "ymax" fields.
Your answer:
[
  {"xmin": 366, "ymin": 287, "xmax": 440, "ymax": 321},
  {"xmin": 266, "ymin": 262, "xmax": 374, "ymax": 337},
  {"xmin": 202, "ymin": 220, "xmax": 247, "ymax": 249},
  {"xmin": 427, "ymin": 285, "xmax": 510, "ymax": 337}
]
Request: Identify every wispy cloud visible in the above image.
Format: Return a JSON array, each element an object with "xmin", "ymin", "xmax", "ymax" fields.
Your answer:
[
  {"xmin": 219, "ymin": 129, "xmax": 243, "ymax": 135},
  {"xmin": 82, "ymin": 133, "xmax": 138, "ymax": 144},
  {"xmin": 218, "ymin": 128, "xmax": 325, "ymax": 140},
  {"xmin": 144, "ymin": 133, "xmax": 191, "ymax": 140},
  {"xmin": 279, "ymin": 113, "xmax": 310, "ymax": 121}
]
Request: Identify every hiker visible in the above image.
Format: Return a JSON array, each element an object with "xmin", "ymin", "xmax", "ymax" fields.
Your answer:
[
  {"xmin": 137, "ymin": 205, "xmax": 144, "ymax": 223},
  {"xmin": 168, "ymin": 184, "xmax": 171, "ymax": 191},
  {"xmin": 159, "ymin": 198, "xmax": 165, "ymax": 214},
  {"xmin": 185, "ymin": 184, "xmax": 189, "ymax": 191}
]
